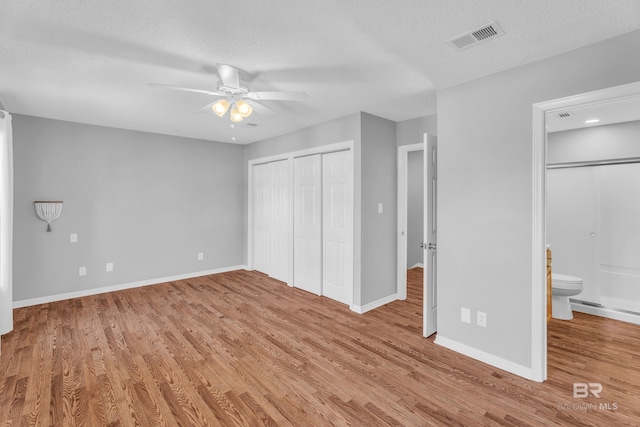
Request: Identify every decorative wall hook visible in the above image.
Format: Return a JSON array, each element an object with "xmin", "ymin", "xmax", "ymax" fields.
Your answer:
[{"xmin": 34, "ymin": 201, "xmax": 63, "ymax": 232}]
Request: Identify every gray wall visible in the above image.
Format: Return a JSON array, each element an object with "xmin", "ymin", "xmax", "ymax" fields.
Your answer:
[
  {"xmin": 13, "ymin": 115, "xmax": 244, "ymax": 302},
  {"xmin": 396, "ymin": 115, "xmax": 437, "ymax": 147},
  {"xmin": 360, "ymin": 113, "xmax": 397, "ymax": 304},
  {"xmin": 407, "ymin": 150, "xmax": 424, "ymax": 268},
  {"xmin": 438, "ymin": 29, "xmax": 640, "ymax": 369},
  {"xmin": 244, "ymin": 113, "xmax": 361, "ymax": 161},
  {"xmin": 548, "ymin": 120, "xmax": 640, "ymax": 163}
]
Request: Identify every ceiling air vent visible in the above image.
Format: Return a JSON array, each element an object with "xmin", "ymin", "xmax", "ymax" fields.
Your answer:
[
  {"xmin": 448, "ymin": 21, "xmax": 504, "ymax": 51},
  {"xmin": 244, "ymin": 122, "xmax": 259, "ymax": 127}
]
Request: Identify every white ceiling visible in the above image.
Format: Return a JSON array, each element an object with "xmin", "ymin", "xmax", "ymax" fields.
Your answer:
[{"xmin": 1, "ymin": 1, "xmax": 639, "ymax": 144}]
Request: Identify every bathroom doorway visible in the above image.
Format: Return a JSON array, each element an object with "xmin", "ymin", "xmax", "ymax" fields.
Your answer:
[
  {"xmin": 546, "ymin": 114, "xmax": 640, "ymax": 323},
  {"xmin": 532, "ymin": 80, "xmax": 640, "ymax": 381}
]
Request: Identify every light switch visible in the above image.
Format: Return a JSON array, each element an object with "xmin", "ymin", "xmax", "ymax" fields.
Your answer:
[
  {"xmin": 378, "ymin": 203, "xmax": 383, "ymax": 214},
  {"xmin": 106, "ymin": 262, "xmax": 114, "ymax": 272},
  {"xmin": 70, "ymin": 233, "xmax": 78, "ymax": 243}
]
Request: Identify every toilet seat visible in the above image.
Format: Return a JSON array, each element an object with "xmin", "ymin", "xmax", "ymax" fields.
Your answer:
[{"xmin": 552, "ymin": 273, "xmax": 583, "ymax": 291}]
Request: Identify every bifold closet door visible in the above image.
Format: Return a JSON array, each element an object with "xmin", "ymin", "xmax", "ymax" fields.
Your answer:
[
  {"xmin": 293, "ymin": 155, "xmax": 322, "ymax": 295},
  {"xmin": 322, "ymin": 150, "xmax": 353, "ymax": 305},
  {"xmin": 253, "ymin": 159, "xmax": 290, "ymax": 283}
]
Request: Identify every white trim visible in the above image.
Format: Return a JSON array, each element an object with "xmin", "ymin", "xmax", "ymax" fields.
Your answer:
[
  {"xmin": 410, "ymin": 263, "xmax": 424, "ymax": 269},
  {"xmin": 572, "ymin": 302, "xmax": 640, "ymax": 326},
  {"xmin": 397, "ymin": 143, "xmax": 424, "ymax": 301},
  {"xmin": 350, "ymin": 293, "xmax": 398, "ymax": 314},
  {"xmin": 531, "ymin": 80, "xmax": 640, "ymax": 384},
  {"xmin": 531, "ymin": 103, "xmax": 547, "ymax": 383},
  {"xmin": 435, "ymin": 335, "xmax": 535, "ymax": 381},
  {"xmin": 13, "ymin": 265, "xmax": 248, "ymax": 308}
]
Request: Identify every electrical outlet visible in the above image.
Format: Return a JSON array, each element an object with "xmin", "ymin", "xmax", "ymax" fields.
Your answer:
[
  {"xmin": 79, "ymin": 267, "xmax": 86, "ymax": 277},
  {"xmin": 461, "ymin": 307, "xmax": 471, "ymax": 324},
  {"xmin": 198, "ymin": 252, "xmax": 204, "ymax": 261},
  {"xmin": 70, "ymin": 233, "xmax": 78, "ymax": 243},
  {"xmin": 477, "ymin": 311, "xmax": 487, "ymax": 328},
  {"xmin": 106, "ymin": 262, "xmax": 114, "ymax": 272}
]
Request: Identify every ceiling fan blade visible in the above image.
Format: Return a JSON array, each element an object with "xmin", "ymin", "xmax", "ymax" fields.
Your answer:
[
  {"xmin": 249, "ymin": 101, "xmax": 275, "ymax": 116},
  {"xmin": 147, "ymin": 83, "xmax": 221, "ymax": 96},
  {"xmin": 217, "ymin": 64, "xmax": 240, "ymax": 89},
  {"xmin": 247, "ymin": 91, "xmax": 308, "ymax": 101}
]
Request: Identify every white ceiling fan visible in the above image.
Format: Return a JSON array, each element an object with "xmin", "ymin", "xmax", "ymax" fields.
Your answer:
[{"xmin": 149, "ymin": 64, "xmax": 308, "ymax": 123}]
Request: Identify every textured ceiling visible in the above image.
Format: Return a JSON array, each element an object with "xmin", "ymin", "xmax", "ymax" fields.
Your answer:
[{"xmin": 1, "ymin": 0, "xmax": 639, "ymax": 144}]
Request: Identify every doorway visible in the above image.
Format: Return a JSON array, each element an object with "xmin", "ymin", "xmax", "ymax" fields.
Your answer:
[
  {"xmin": 532, "ymin": 80, "xmax": 640, "ymax": 382},
  {"xmin": 397, "ymin": 133, "xmax": 438, "ymax": 337},
  {"xmin": 397, "ymin": 142, "xmax": 424, "ymax": 300}
]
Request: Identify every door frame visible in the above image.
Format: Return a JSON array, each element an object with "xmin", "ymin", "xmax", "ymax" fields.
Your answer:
[
  {"xmin": 248, "ymin": 140, "xmax": 354, "ymax": 288},
  {"xmin": 396, "ymin": 142, "xmax": 424, "ymax": 300},
  {"xmin": 531, "ymin": 80, "xmax": 640, "ymax": 383}
]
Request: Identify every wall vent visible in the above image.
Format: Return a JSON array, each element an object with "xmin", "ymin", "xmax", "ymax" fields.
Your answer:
[
  {"xmin": 448, "ymin": 21, "xmax": 504, "ymax": 51},
  {"xmin": 557, "ymin": 111, "xmax": 574, "ymax": 118},
  {"xmin": 244, "ymin": 122, "xmax": 259, "ymax": 127}
]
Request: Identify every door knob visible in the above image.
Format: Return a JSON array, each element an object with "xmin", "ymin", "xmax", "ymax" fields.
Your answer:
[
  {"xmin": 419, "ymin": 243, "xmax": 424, "ymax": 248},
  {"xmin": 428, "ymin": 243, "xmax": 437, "ymax": 250}
]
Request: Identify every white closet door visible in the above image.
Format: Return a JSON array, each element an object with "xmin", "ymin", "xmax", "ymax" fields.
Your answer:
[
  {"xmin": 253, "ymin": 160, "xmax": 290, "ymax": 282},
  {"xmin": 293, "ymin": 155, "xmax": 322, "ymax": 295},
  {"xmin": 253, "ymin": 162, "xmax": 270, "ymax": 275},
  {"xmin": 322, "ymin": 150, "xmax": 353, "ymax": 305},
  {"xmin": 269, "ymin": 159, "xmax": 290, "ymax": 283}
]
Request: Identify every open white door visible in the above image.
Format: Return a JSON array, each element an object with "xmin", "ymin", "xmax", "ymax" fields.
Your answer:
[
  {"xmin": 424, "ymin": 134, "xmax": 438, "ymax": 337},
  {"xmin": 293, "ymin": 155, "xmax": 322, "ymax": 295}
]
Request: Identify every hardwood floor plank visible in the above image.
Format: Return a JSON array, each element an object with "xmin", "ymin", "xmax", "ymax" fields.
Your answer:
[{"xmin": 2, "ymin": 267, "xmax": 640, "ymax": 425}]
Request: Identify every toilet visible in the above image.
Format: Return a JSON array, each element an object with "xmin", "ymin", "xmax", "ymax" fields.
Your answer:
[{"xmin": 551, "ymin": 273, "xmax": 584, "ymax": 320}]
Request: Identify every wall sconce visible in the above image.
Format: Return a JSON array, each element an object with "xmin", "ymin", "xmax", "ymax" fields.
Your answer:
[{"xmin": 34, "ymin": 201, "xmax": 63, "ymax": 232}]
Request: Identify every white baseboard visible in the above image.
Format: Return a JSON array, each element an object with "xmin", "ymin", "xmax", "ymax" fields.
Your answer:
[
  {"xmin": 434, "ymin": 335, "xmax": 537, "ymax": 382},
  {"xmin": 13, "ymin": 265, "xmax": 248, "ymax": 308},
  {"xmin": 350, "ymin": 293, "xmax": 398, "ymax": 314},
  {"xmin": 572, "ymin": 302, "xmax": 640, "ymax": 326},
  {"xmin": 409, "ymin": 263, "xmax": 424, "ymax": 269}
]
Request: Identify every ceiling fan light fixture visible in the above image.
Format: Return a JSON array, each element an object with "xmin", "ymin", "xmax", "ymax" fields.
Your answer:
[
  {"xmin": 230, "ymin": 104, "xmax": 244, "ymax": 122},
  {"xmin": 212, "ymin": 99, "xmax": 230, "ymax": 117},
  {"xmin": 236, "ymin": 100, "xmax": 252, "ymax": 118}
]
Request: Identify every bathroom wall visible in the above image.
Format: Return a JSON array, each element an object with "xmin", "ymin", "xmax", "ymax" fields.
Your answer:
[
  {"xmin": 547, "ymin": 121, "xmax": 640, "ymax": 313},
  {"xmin": 548, "ymin": 120, "xmax": 640, "ymax": 163}
]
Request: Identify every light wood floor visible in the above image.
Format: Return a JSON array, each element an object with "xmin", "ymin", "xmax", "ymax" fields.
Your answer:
[{"xmin": 1, "ymin": 267, "xmax": 640, "ymax": 426}]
